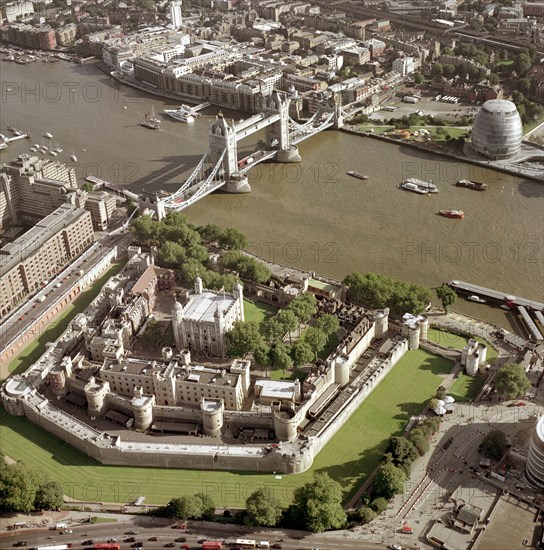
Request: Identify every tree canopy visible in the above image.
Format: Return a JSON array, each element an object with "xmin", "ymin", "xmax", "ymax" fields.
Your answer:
[
  {"xmin": 435, "ymin": 285, "xmax": 457, "ymax": 313},
  {"xmin": 226, "ymin": 321, "xmax": 263, "ymax": 358},
  {"xmin": 373, "ymin": 463, "xmax": 406, "ymax": 500},
  {"xmin": 291, "ymin": 473, "xmax": 347, "ymax": 532},
  {"xmin": 0, "ymin": 458, "xmax": 63, "ymax": 513},
  {"xmin": 480, "ymin": 430, "xmax": 507, "ymax": 461},
  {"xmin": 344, "ymin": 272, "xmax": 431, "ymax": 315},
  {"xmin": 493, "ymin": 363, "xmax": 531, "ymax": 399},
  {"xmin": 244, "ymin": 487, "xmax": 283, "ymax": 527}
]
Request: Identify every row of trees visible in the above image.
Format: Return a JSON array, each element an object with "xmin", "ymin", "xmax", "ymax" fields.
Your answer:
[
  {"xmin": 0, "ymin": 457, "xmax": 63, "ymax": 513},
  {"xmin": 226, "ymin": 294, "xmax": 340, "ymax": 374},
  {"xmin": 131, "ymin": 214, "xmax": 272, "ymax": 292},
  {"xmin": 343, "ymin": 272, "xmax": 432, "ymax": 316},
  {"xmin": 160, "ymin": 473, "xmax": 347, "ymax": 533},
  {"xmin": 357, "ymin": 416, "xmax": 441, "ymax": 523}
]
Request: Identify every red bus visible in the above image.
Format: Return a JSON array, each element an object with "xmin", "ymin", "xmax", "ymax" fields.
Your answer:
[
  {"xmin": 94, "ymin": 545, "xmax": 121, "ymax": 550},
  {"xmin": 202, "ymin": 542, "xmax": 223, "ymax": 550}
]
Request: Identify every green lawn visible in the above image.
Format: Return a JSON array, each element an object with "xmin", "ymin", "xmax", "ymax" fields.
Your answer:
[
  {"xmin": 243, "ymin": 299, "xmax": 277, "ymax": 330},
  {"xmin": 427, "ymin": 328, "xmax": 469, "ymax": 350},
  {"xmin": 449, "ymin": 373, "xmax": 485, "ymax": 402},
  {"xmin": 6, "ymin": 262, "xmax": 126, "ymax": 377},
  {"xmin": 427, "ymin": 328, "xmax": 498, "ymax": 363},
  {"xmin": 0, "ymin": 348, "xmax": 454, "ymax": 507}
]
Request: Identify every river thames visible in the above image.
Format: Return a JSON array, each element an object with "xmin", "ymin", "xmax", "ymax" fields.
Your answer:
[{"xmin": 1, "ymin": 60, "xmax": 543, "ymax": 330}]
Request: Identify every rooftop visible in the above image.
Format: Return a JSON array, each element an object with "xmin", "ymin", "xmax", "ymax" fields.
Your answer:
[
  {"xmin": 182, "ymin": 291, "xmax": 236, "ymax": 323},
  {"xmin": 255, "ymin": 379, "xmax": 297, "ymax": 401}
]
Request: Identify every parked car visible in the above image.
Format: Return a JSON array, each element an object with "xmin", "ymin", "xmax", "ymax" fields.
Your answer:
[
  {"xmin": 125, "ymin": 538, "xmax": 136, "ymax": 543},
  {"xmin": 174, "ymin": 538, "xmax": 187, "ymax": 543},
  {"xmin": 149, "ymin": 537, "xmax": 159, "ymax": 541},
  {"xmin": 82, "ymin": 541, "xmax": 94, "ymax": 546},
  {"xmin": 164, "ymin": 544, "xmax": 176, "ymax": 548},
  {"xmin": 517, "ymin": 401, "xmax": 526, "ymax": 406},
  {"xmin": 13, "ymin": 542, "xmax": 27, "ymax": 547}
]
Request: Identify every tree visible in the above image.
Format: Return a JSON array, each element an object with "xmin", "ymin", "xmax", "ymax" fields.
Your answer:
[
  {"xmin": 223, "ymin": 252, "xmax": 271, "ymax": 284},
  {"xmin": 303, "ymin": 326, "xmax": 327, "ymax": 359},
  {"xmin": 488, "ymin": 73, "xmax": 499, "ymax": 85},
  {"xmin": 435, "ymin": 385, "xmax": 447, "ymax": 400},
  {"xmin": 131, "ymin": 214, "xmax": 160, "ymax": 245},
  {"xmin": 370, "ymin": 497, "xmax": 388, "ymax": 515},
  {"xmin": 81, "ymin": 182, "xmax": 94, "ymax": 192},
  {"xmin": 385, "ymin": 436, "xmax": 419, "ymax": 469},
  {"xmin": 291, "ymin": 340, "xmax": 315, "ymax": 367},
  {"xmin": 157, "ymin": 241, "xmax": 186, "ymax": 268},
  {"xmin": 218, "ymin": 228, "xmax": 248, "ymax": 250},
  {"xmin": 518, "ymin": 78, "xmax": 530, "ymax": 95},
  {"xmin": 270, "ymin": 343, "xmax": 293, "ymax": 377},
  {"xmin": 264, "ymin": 316, "xmax": 287, "ymax": 343},
  {"xmin": 34, "ymin": 481, "xmax": 63, "ymax": 510},
  {"xmin": 373, "ymin": 463, "xmax": 406, "ymax": 500},
  {"xmin": 253, "ymin": 343, "xmax": 271, "ymax": 368},
  {"xmin": 165, "ymin": 496, "xmax": 202, "ymax": 520},
  {"xmin": 315, "ymin": 314, "xmax": 340, "ymax": 337},
  {"xmin": 142, "ymin": 319, "xmax": 162, "ymax": 346},
  {"xmin": 413, "ymin": 72, "xmax": 424, "ymax": 85},
  {"xmin": 442, "ymin": 63, "xmax": 456, "ymax": 79},
  {"xmin": 493, "ymin": 363, "xmax": 531, "ymax": 399},
  {"xmin": 226, "ymin": 321, "xmax": 263, "ymax": 357},
  {"xmin": 0, "ymin": 461, "xmax": 42, "ymax": 512},
  {"xmin": 514, "ymin": 52, "xmax": 532, "ymax": 75},
  {"xmin": 287, "ymin": 293, "xmax": 317, "ymax": 326},
  {"xmin": 197, "ymin": 223, "xmax": 223, "ymax": 244},
  {"xmin": 275, "ymin": 309, "xmax": 299, "ymax": 342},
  {"xmin": 292, "ymin": 473, "xmax": 347, "ymax": 532},
  {"xmin": 194, "ymin": 492, "xmax": 215, "ymax": 520},
  {"xmin": 408, "ymin": 430, "xmax": 430, "ymax": 456},
  {"xmin": 480, "ymin": 430, "xmax": 507, "ymax": 460},
  {"xmin": 244, "ymin": 487, "xmax": 283, "ymax": 527},
  {"xmin": 431, "ymin": 63, "xmax": 444, "ymax": 78},
  {"xmin": 358, "ymin": 506, "xmax": 376, "ymax": 524}
]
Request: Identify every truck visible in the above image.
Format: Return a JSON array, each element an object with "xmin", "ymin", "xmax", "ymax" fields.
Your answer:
[
  {"xmin": 38, "ymin": 295, "xmax": 46, "ymax": 303},
  {"xmin": 77, "ymin": 269, "xmax": 84, "ymax": 276},
  {"xmin": 402, "ymin": 96, "xmax": 419, "ymax": 104},
  {"xmin": 55, "ymin": 523, "xmax": 68, "ymax": 530}
]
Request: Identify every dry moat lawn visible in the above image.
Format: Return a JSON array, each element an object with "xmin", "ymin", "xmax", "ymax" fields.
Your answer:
[{"xmin": 0, "ymin": 348, "xmax": 456, "ymax": 507}]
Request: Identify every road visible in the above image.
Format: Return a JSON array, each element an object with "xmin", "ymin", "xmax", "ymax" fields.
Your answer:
[{"xmin": 0, "ymin": 521, "xmax": 388, "ymax": 550}]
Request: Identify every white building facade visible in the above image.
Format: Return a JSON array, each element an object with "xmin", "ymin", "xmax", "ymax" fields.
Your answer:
[{"xmin": 172, "ymin": 277, "xmax": 244, "ymax": 356}]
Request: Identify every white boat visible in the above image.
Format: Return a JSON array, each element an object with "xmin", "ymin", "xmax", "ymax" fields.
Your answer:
[
  {"xmin": 30, "ymin": 147, "xmax": 37, "ymax": 152},
  {"xmin": 400, "ymin": 178, "xmax": 438, "ymax": 194},
  {"xmin": 163, "ymin": 108, "xmax": 194, "ymax": 123},
  {"xmin": 70, "ymin": 150, "xmax": 77, "ymax": 162},
  {"xmin": 41, "ymin": 145, "xmax": 48, "ymax": 151},
  {"xmin": 44, "ymin": 132, "xmax": 53, "ymax": 139},
  {"xmin": 467, "ymin": 295, "xmax": 486, "ymax": 304},
  {"xmin": 49, "ymin": 150, "xmax": 57, "ymax": 156},
  {"xmin": 0, "ymin": 142, "xmax": 7, "ymax": 150}
]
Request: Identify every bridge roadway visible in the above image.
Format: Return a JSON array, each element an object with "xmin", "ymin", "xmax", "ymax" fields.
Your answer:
[{"xmin": 163, "ymin": 110, "xmax": 337, "ymax": 212}]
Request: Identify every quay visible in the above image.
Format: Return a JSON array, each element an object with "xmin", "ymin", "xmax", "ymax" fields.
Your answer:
[{"xmin": 447, "ymin": 280, "xmax": 543, "ymax": 312}]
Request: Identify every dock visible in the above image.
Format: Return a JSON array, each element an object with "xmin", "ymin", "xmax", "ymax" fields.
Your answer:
[
  {"xmin": 448, "ymin": 280, "xmax": 543, "ymax": 312},
  {"xmin": 448, "ymin": 280, "xmax": 544, "ymax": 342}
]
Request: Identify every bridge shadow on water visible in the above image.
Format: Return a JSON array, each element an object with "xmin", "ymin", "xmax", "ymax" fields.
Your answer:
[{"xmin": 131, "ymin": 153, "xmax": 205, "ymax": 194}]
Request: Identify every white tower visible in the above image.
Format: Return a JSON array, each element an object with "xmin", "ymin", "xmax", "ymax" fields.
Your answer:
[{"xmin": 169, "ymin": 0, "xmax": 183, "ymax": 30}]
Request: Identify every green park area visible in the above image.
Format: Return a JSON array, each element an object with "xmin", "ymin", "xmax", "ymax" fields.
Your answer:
[
  {"xmin": 426, "ymin": 328, "xmax": 498, "ymax": 401},
  {"xmin": 5, "ymin": 262, "xmax": 125, "ymax": 378},
  {"xmin": 0, "ymin": 347, "xmax": 455, "ymax": 508},
  {"xmin": 243, "ymin": 299, "xmax": 277, "ymax": 328}
]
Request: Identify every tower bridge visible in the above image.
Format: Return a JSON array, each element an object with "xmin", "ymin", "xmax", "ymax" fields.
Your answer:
[{"xmin": 145, "ymin": 91, "xmax": 344, "ymax": 218}]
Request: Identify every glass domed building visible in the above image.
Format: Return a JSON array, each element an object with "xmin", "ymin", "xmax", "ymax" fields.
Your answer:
[
  {"xmin": 470, "ymin": 99, "xmax": 523, "ymax": 159},
  {"xmin": 526, "ymin": 415, "xmax": 544, "ymax": 489}
]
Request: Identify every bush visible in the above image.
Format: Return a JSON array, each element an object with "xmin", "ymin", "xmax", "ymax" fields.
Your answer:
[
  {"xmin": 370, "ymin": 497, "xmax": 388, "ymax": 515},
  {"xmin": 358, "ymin": 506, "xmax": 377, "ymax": 524}
]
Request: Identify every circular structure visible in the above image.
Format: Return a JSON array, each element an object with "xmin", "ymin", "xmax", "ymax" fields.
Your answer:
[
  {"xmin": 526, "ymin": 415, "xmax": 544, "ymax": 489},
  {"xmin": 471, "ymin": 99, "xmax": 523, "ymax": 160}
]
